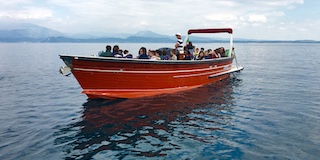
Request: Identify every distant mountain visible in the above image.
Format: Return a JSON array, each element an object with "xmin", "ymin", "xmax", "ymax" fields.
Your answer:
[
  {"xmin": 0, "ymin": 22, "xmax": 65, "ymax": 42},
  {"xmin": 126, "ymin": 36, "xmax": 175, "ymax": 43},
  {"xmin": 67, "ymin": 32, "xmax": 131, "ymax": 39},
  {"xmin": 133, "ymin": 30, "xmax": 168, "ymax": 38},
  {"xmin": 42, "ymin": 36, "xmax": 125, "ymax": 43},
  {"xmin": 0, "ymin": 22, "xmax": 319, "ymax": 43},
  {"xmin": 125, "ymin": 30, "xmax": 175, "ymax": 43}
]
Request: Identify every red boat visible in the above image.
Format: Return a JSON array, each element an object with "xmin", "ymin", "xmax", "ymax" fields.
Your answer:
[{"xmin": 59, "ymin": 28, "xmax": 243, "ymax": 99}]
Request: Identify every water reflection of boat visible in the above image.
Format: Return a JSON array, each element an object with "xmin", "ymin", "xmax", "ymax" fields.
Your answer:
[
  {"xmin": 55, "ymin": 78, "xmax": 245, "ymax": 159},
  {"xmin": 59, "ymin": 28, "xmax": 243, "ymax": 99}
]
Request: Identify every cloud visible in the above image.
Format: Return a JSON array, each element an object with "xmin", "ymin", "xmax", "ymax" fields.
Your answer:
[
  {"xmin": 241, "ymin": 14, "xmax": 267, "ymax": 23},
  {"xmin": 205, "ymin": 14, "xmax": 238, "ymax": 22},
  {"xmin": 0, "ymin": 0, "xmax": 33, "ymax": 6},
  {"xmin": 257, "ymin": 0, "xmax": 303, "ymax": 7},
  {"xmin": 0, "ymin": 0, "xmax": 52, "ymax": 20},
  {"xmin": 1, "ymin": 0, "xmax": 319, "ymax": 40},
  {"xmin": 0, "ymin": 7, "xmax": 52, "ymax": 20}
]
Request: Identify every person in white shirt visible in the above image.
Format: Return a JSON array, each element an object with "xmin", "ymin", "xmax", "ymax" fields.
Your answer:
[
  {"xmin": 175, "ymin": 33, "xmax": 183, "ymax": 53},
  {"xmin": 174, "ymin": 33, "xmax": 184, "ymax": 60}
]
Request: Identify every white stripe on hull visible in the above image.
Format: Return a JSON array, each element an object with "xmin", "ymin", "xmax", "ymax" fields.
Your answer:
[{"xmin": 73, "ymin": 64, "xmax": 231, "ymax": 74}]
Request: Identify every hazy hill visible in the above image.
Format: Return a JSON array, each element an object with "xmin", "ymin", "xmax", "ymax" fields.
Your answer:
[
  {"xmin": 133, "ymin": 30, "xmax": 169, "ymax": 38},
  {"xmin": 0, "ymin": 22, "xmax": 65, "ymax": 40},
  {"xmin": 0, "ymin": 22, "xmax": 319, "ymax": 43}
]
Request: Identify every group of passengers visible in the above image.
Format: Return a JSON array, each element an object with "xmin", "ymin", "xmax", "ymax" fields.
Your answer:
[
  {"xmin": 99, "ymin": 45, "xmax": 133, "ymax": 58},
  {"xmin": 137, "ymin": 47, "xmax": 177, "ymax": 60},
  {"xmin": 99, "ymin": 45, "xmax": 177, "ymax": 60},
  {"xmin": 99, "ymin": 33, "xmax": 231, "ymax": 60},
  {"xmin": 193, "ymin": 46, "xmax": 228, "ymax": 60}
]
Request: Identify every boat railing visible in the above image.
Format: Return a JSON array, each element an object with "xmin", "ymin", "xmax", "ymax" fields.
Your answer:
[{"xmin": 60, "ymin": 54, "xmax": 233, "ymax": 64}]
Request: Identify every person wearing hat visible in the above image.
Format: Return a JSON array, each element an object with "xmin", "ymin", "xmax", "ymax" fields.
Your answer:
[{"xmin": 175, "ymin": 33, "xmax": 183, "ymax": 59}]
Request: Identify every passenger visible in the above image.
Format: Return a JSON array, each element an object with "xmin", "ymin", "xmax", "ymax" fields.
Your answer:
[
  {"xmin": 175, "ymin": 33, "xmax": 184, "ymax": 59},
  {"xmin": 184, "ymin": 49, "xmax": 194, "ymax": 60},
  {"xmin": 159, "ymin": 50, "xmax": 170, "ymax": 60},
  {"xmin": 175, "ymin": 33, "xmax": 184, "ymax": 53},
  {"xmin": 208, "ymin": 49, "xmax": 219, "ymax": 59},
  {"xmin": 219, "ymin": 47, "xmax": 226, "ymax": 57},
  {"xmin": 213, "ymin": 48, "xmax": 220, "ymax": 58},
  {"xmin": 186, "ymin": 41, "xmax": 194, "ymax": 55},
  {"xmin": 119, "ymin": 49, "xmax": 123, "ymax": 56},
  {"xmin": 123, "ymin": 50, "xmax": 133, "ymax": 58},
  {"xmin": 195, "ymin": 51, "xmax": 205, "ymax": 60},
  {"xmin": 214, "ymin": 47, "xmax": 225, "ymax": 58},
  {"xmin": 155, "ymin": 51, "xmax": 161, "ymax": 60},
  {"xmin": 149, "ymin": 50, "xmax": 160, "ymax": 60},
  {"xmin": 112, "ymin": 45, "xmax": 122, "ymax": 57},
  {"xmin": 213, "ymin": 50, "xmax": 220, "ymax": 58},
  {"xmin": 204, "ymin": 50, "xmax": 210, "ymax": 59},
  {"xmin": 194, "ymin": 47, "xmax": 199, "ymax": 58},
  {"xmin": 225, "ymin": 47, "xmax": 234, "ymax": 57},
  {"xmin": 147, "ymin": 49, "xmax": 152, "ymax": 57},
  {"xmin": 138, "ymin": 47, "xmax": 149, "ymax": 59},
  {"xmin": 207, "ymin": 49, "xmax": 213, "ymax": 59},
  {"xmin": 200, "ymin": 47, "xmax": 205, "ymax": 53},
  {"xmin": 100, "ymin": 45, "xmax": 112, "ymax": 57},
  {"xmin": 114, "ymin": 53, "xmax": 123, "ymax": 58},
  {"xmin": 179, "ymin": 46, "xmax": 187, "ymax": 60},
  {"xmin": 169, "ymin": 49, "xmax": 177, "ymax": 60}
]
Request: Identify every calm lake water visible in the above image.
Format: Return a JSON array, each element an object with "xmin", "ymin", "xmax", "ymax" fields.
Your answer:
[{"xmin": 0, "ymin": 43, "xmax": 319, "ymax": 160}]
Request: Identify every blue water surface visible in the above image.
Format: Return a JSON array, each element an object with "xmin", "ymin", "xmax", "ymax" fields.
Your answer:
[{"xmin": 0, "ymin": 43, "xmax": 319, "ymax": 160}]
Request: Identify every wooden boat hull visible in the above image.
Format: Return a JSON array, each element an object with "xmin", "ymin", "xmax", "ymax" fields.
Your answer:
[{"xmin": 60, "ymin": 55, "xmax": 243, "ymax": 99}]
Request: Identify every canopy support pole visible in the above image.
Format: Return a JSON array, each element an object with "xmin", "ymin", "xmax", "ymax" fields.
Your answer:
[{"xmin": 229, "ymin": 33, "xmax": 233, "ymax": 58}]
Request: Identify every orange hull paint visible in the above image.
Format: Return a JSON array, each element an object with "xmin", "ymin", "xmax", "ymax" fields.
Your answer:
[{"xmin": 60, "ymin": 55, "xmax": 236, "ymax": 99}]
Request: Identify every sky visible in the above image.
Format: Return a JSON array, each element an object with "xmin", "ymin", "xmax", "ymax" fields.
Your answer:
[{"xmin": 0, "ymin": 0, "xmax": 319, "ymax": 40}]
